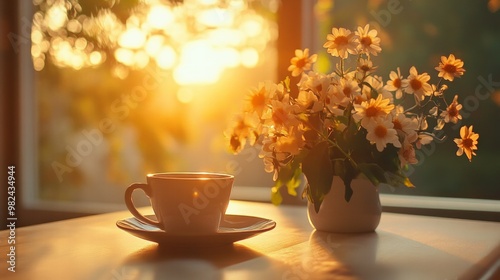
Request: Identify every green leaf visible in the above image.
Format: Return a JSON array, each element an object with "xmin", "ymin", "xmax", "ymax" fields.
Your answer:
[
  {"xmin": 385, "ymin": 171, "xmax": 415, "ymax": 188},
  {"xmin": 358, "ymin": 163, "xmax": 387, "ymax": 186},
  {"xmin": 271, "ymin": 185, "xmax": 283, "ymax": 205},
  {"xmin": 344, "ymin": 180, "xmax": 353, "ymax": 202},
  {"xmin": 286, "ymin": 168, "xmax": 302, "ymax": 196},
  {"xmin": 302, "ymin": 141, "xmax": 334, "ymax": 213},
  {"xmin": 341, "ymin": 158, "xmax": 359, "ymax": 202}
]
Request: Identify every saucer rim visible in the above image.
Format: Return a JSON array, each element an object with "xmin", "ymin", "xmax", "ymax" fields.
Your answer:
[{"xmin": 116, "ymin": 214, "xmax": 276, "ymax": 244}]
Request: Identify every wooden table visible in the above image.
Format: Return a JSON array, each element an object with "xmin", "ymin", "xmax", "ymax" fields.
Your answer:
[{"xmin": 1, "ymin": 200, "xmax": 499, "ymax": 280}]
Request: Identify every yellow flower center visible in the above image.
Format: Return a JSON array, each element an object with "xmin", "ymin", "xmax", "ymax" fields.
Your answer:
[
  {"xmin": 410, "ymin": 78, "xmax": 422, "ymax": 91},
  {"xmin": 448, "ymin": 105, "xmax": 458, "ymax": 117},
  {"xmin": 354, "ymin": 95, "xmax": 364, "ymax": 104},
  {"xmin": 296, "ymin": 58, "xmax": 307, "ymax": 68},
  {"xmin": 343, "ymin": 86, "xmax": 352, "ymax": 97},
  {"xmin": 462, "ymin": 138, "xmax": 473, "ymax": 149},
  {"xmin": 393, "ymin": 78, "xmax": 401, "ymax": 88},
  {"xmin": 393, "ymin": 119, "xmax": 402, "ymax": 130},
  {"xmin": 360, "ymin": 65, "xmax": 371, "ymax": 72},
  {"xmin": 251, "ymin": 90, "xmax": 266, "ymax": 108},
  {"xmin": 334, "ymin": 36, "xmax": 349, "ymax": 46},
  {"xmin": 360, "ymin": 36, "xmax": 372, "ymax": 47},
  {"xmin": 443, "ymin": 64, "xmax": 457, "ymax": 74},
  {"xmin": 365, "ymin": 106, "xmax": 380, "ymax": 118},
  {"xmin": 374, "ymin": 125, "xmax": 387, "ymax": 138}
]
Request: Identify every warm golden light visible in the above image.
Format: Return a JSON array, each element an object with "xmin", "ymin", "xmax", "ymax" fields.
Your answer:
[
  {"xmin": 89, "ymin": 51, "xmax": 103, "ymax": 65},
  {"xmin": 114, "ymin": 48, "xmax": 135, "ymax": 66},
  {"xmin": 219, "ymin": 48, "xmax": 240, "ymax": 68},
  {"xmin": 145, "ymin": 35, "xmax": 164, "ymax": 56},
  {"xmin": 118, "ymin": 27, "xmax": 146, "ymax": 49},
  {"xmin": 134, "ymin": 51, "xmax": 150, "ymax": 68},
  {"xmin": 240, "ymin": 17, "xmax": 263, "ymax": 37},
  {"xmin": 197, "ymin": 8, "xmax": 233, "ymax": 27},
  {"xmin": 156, "ymin": 46, "xmax": 177, "ymax": 69},
  {"xmin": 240, "ymin": 48, "xmax": 259, "ymax": 68},
  {"xmin": 174, "ymin": 40, "xmax": 223, "ymax": 85},
  {"xmin": 177, "ymin": 87, "xmax": 195, "ymax": 104},
  {"xmin": 147, "ymin": 5, "xmax": 174, "ymax": 29},
  {"xmin": 32, "ymin": 0, "xmax": 276, "ymax": 83},
  {"xmin": 45, "ymin": 3, "xmax": 67, "ymax": 31}
]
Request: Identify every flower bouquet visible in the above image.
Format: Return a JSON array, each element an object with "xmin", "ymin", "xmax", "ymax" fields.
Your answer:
[{"xmin": 226, "ymin": 25, "xmax": 479, "ymax": 212}]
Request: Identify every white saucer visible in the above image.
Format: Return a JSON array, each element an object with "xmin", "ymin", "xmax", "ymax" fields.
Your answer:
[{"xmin": 116, "ymin": 214, "xmax": 276, "ymax": 246}]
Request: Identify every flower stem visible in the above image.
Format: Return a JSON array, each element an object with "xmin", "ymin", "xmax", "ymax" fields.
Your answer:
[{"xmin": 325, "ymin": 137, "xmax": 359, "ymax": 170}]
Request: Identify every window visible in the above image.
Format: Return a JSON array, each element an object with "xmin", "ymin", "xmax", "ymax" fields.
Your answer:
[
  {"xmin": 21, "ymin": 0, "xmax": 280, "ymax": 215},
  {"xmin": 16, "ymin": 0, "xmax": 500, "ymax": 223},
  {"xmin": 307, "ymin": 0, "xmax": 500, "ymax": 202}
]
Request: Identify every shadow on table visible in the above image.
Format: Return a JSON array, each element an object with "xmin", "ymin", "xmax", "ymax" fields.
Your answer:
[
  {"xmin": 113, "ymin": 243, "xmax": 264, "ymax": 279},
  {"xmin": 300, "ymin": 230, "xmax": 388, "ymax": 279},
  {"xmin": 303, "ymin": 229, "xmax": 481, "ymax": 280}
]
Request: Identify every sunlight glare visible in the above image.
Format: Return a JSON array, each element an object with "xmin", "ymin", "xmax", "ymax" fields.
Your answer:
[
  {"xmin": 156, "ymin": 46, "xmax": 177, "ymax": 69},
  {"xmin": 198, "ymin": 0, "xmax": 219, "ymax": 5},
  {"xmin": 75, "ymin": 38, "xmax": 87, "ymax": 50},
  {"xmin": 112, "ymin": 65, "xmax": 129, "ymax": 79},
  {"xmin": 227, "ymin": 0, "xmax": 246, "ymax": 10},
  {"xmin": 45, "ymin": 3, "xmax": 67, "ymax": 31},
  {"xmin": 119, "ymin": 27, "xmax": 146, "ymax": 49},
  {"xmin": 33, "ymin": 57, "xmax": 45, "ymax": 71},
  {"xmin": 207, "ymin": 28, "xmax": 244, "ymax": 47},
  {"xmin": 31, "ymin": 45, "xmax": 42, "ymax": 57},
  {"xmin": 67, "ymin": 19, "xmax": 82, "ymax": 33},
  {"xmin": 134, "ymin": 51, "xmax": 150, "ymax": 68},
  {"xmin": 114, "ymin": 48, "xmax": 135, "ymax": 66},
  {"xmin": 31, "ymin": 29, "xmax": 43, "ymax": 44},
  {"xmin": 177, "ymin": 87, "xmax": 194, "ymax": 104},
  {"xmin": 89, "ymin": 51, "xmax": 103, "ymax": 65},
  {"xmin": 173, "ymin": 40, "xmax": 222, "ymax": 85},
  {"xmin": 240, "ymin": 48, "xmax": 259, "ymax": 68},
  {"xmin": 197, "ymin": 8, "xmax": 233, "ymax": 27},
  {"xmin": 240, "ymin": 17, "xmax": 263, "ymax": 37},
  {"xmin": 218, "ymin": 48, "xmax": 240, "ymax": 68},
  {"xmin": 145, "ymin": 35, "xmax": 164, "ymax": 56},
  {"xmin": 147, "ymin": 5, "xmax": 175, "ymax": 29}
]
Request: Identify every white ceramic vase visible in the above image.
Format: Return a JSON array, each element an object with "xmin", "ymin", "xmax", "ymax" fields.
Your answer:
[{"xmin": 307, "ymin": 176, "xmax": 382, "ymax": 233}]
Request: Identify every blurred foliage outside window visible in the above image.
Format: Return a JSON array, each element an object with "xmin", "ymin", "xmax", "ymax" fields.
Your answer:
[{"xmin": 32, "ymin": 0, "xmax": 278, "ymax": 205}]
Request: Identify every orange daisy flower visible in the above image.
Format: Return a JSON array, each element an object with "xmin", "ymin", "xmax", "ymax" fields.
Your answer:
[
  {"xmin": 323, "ymin": 27, "xmax": 357, "ymax": 59},
  {"xmin": 404, "ymin": 66, "xmax": 433, "ymax": 101},
  {"xmin": 454, "ymin": 125, "xmax": 479, "ymax": 162},
  {"xmin": 288, "ymin": 48, "xmax": 318, "ymax": 77},
  {"xmin": 435, "ymin": 54, "xmax": 465, "ymax": 82},
  {"xmin": 355, "ymin": 24, "xmax": 382, "ymax": 56},
  {"xmin": 440, "ymin": 95, "xmax": 463, "ymax": 124}
]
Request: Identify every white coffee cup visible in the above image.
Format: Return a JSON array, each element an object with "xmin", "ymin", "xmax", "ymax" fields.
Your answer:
[{"xmin": 125, "ymin": 172, "xmax": 234, "ymax": 234}]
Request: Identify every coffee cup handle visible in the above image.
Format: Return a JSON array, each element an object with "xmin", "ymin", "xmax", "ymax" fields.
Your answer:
[{"xmin": 125, "ymin": 183, "xmax": 162, "ymax": 228}]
